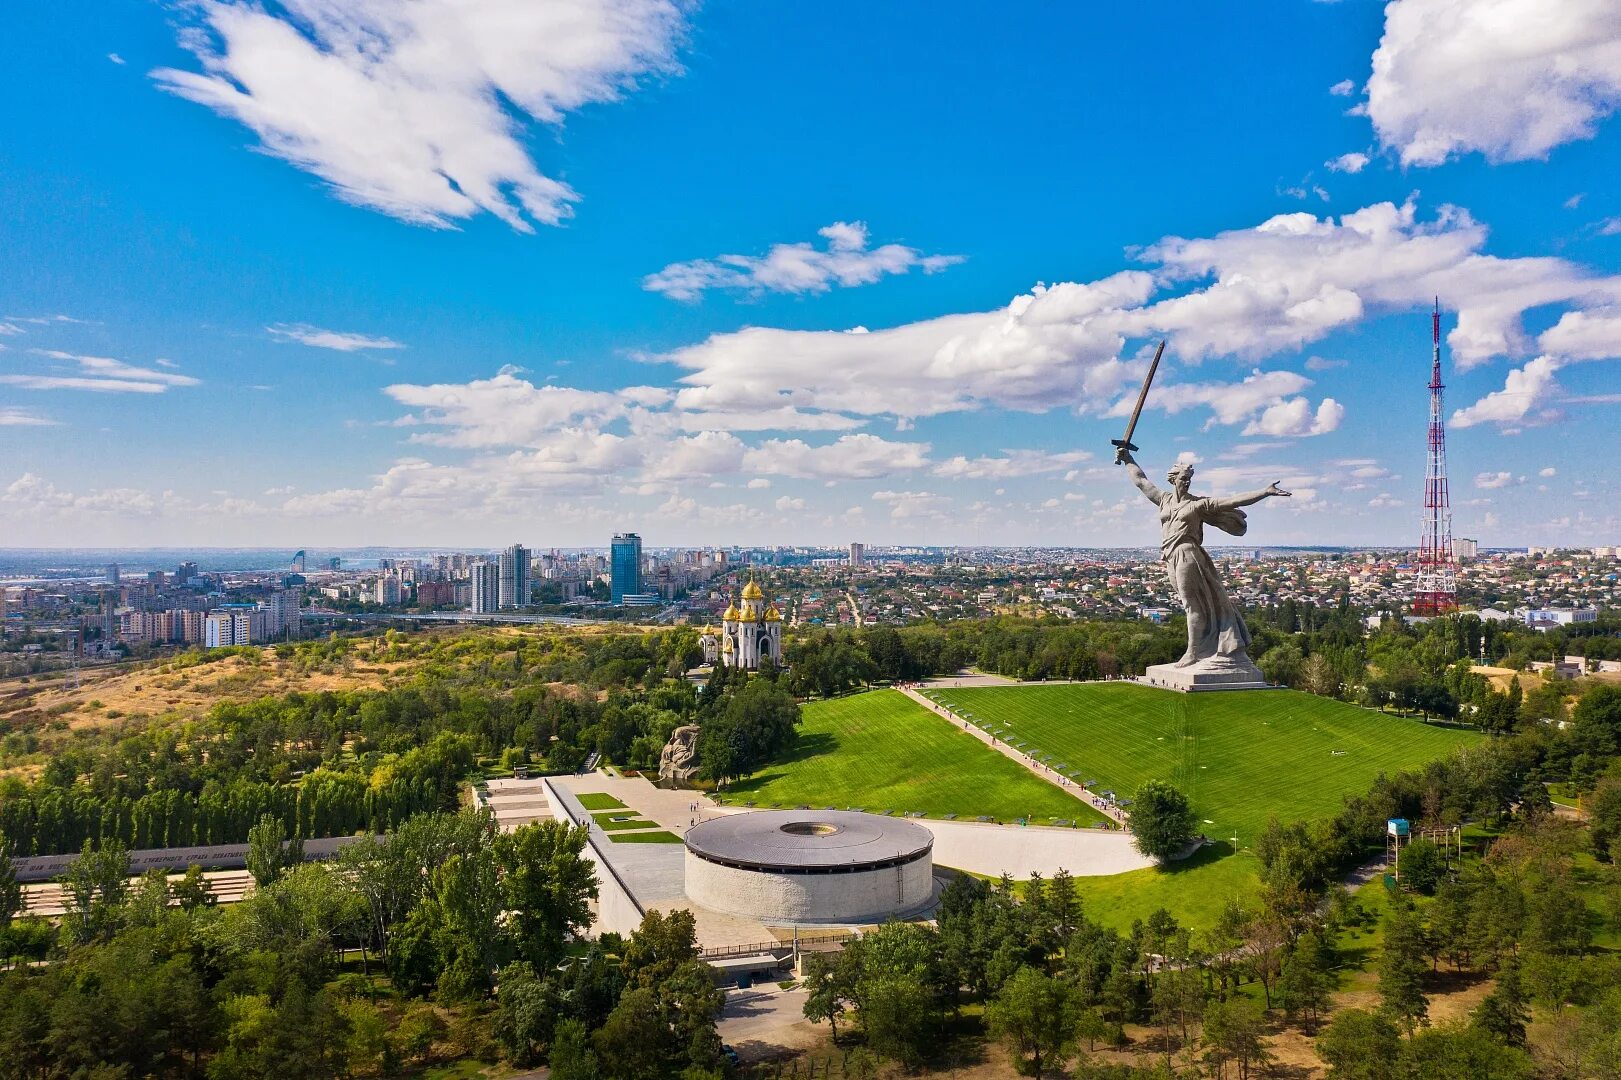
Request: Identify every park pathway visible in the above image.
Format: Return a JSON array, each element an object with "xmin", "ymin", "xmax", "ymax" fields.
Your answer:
[{"xmin": 897, "ymin": 686, "xmax": 1130, "ymax": 826}]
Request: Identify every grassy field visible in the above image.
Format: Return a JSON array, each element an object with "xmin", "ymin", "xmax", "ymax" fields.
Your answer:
[
  {"xmin": 577, "ymin": 793, "xmax": 628, "ymax": 811},
  {"xmin": 723, "ymin": 690, "xmax": 1108, "ymax": 825},
  {"xmin": 930, "ymin": 683, "xmax": 1479, "ymax": 843},
  {"xmin": 1068, "ymin": 842, "xmax": 1263, "ymax": 931},
  {"xmin": 608, "ymin": 830, "xmax": 682, "ymax": 844}
]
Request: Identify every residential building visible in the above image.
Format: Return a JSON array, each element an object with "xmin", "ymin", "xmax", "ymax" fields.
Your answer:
[
  {"xmin": 498, "ymin": 544, "xmax": 530, "ymax": 610},
  {"xmin": 470, "ymin": 561, "xmax": 500, "ymax": 613},
  {"xmin": 849, "ymin": 542, "xmax": 865, "ymax": 566}
]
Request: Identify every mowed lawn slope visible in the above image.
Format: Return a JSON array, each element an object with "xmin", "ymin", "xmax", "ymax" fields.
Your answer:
[
  {"xmin": 931, "ymin": 683, "xmax": 1479, "ymax": 842},
  {"xmin": 725, "ymin": 690, "xmax": 1108, "ymax": 825}
]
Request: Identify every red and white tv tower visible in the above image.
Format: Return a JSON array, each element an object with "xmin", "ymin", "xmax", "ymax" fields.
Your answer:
[{"xmin": 1413, "ymin": 299, "xmax": 1457, "ymax": 616}]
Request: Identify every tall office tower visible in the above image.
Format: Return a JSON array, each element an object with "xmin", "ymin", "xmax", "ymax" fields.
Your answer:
[
  {"xmin": 290, "ymin": 550, "xmax": 307, "ymax": 574},
  {"xmin": 498, "ymin": 544, "xmax": 530, "ymax": 610},
  {"xmin": 104, "ymin": 563, "xmax": 120, "ymax": 585},
  {"xmin": 611, "ymin": 533, "xmax": 643, "ymax": 603},
  {"xmin": 176, "ymin": 561, "xmax": 198, "ymax": 584},
  {"xmin": 848, "ymin": 542, "xmax": 865, "ymax": 566},
  {"xmin": 470, "ymin": 561, "xmax": 501, "ymax": 613}
]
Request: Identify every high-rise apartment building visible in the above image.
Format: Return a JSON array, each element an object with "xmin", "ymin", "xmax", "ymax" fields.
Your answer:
[
  {"xmin": 498, "ymin": 544, "xmax": 530, "ymax": 610},
  {"xmin": 611, "ymin": 533, "xmax": 642, "ymax": 604},
  {"xmin": 849, "ymin": 542, "xmax": 865, "ymax": 566},
  {"xmin": 261, "ymin": 589, "xmax": 302, "ymax": 639},
  {"xmin": 470, "ymin": 561, "xmax": 501, "ymax": 613},
  {"xmin": 105, "ymin": 563, "xmax": 120, "ymax": 585}
]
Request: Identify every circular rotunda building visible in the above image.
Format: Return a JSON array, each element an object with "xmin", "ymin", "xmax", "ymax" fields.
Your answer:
[{"xmin": 684, "ymin": 809, "xmax": 935, "ymax": 925}]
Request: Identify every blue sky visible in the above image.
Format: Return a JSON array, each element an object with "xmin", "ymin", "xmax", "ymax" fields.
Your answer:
[{"xmin": 2, "ymin": 0, "xmax": 1619, "ymax": 549}]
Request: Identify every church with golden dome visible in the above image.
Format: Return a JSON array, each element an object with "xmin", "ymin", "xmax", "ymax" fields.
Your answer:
[{"xmin": 702, "ymin": 577, "xmax": 782, "ymax": 669}]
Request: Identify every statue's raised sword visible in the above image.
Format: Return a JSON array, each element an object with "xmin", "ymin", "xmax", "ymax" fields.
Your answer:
[{"xmin": 1112, "ymin": 338, "xmax": 1166, "ymax": 464}]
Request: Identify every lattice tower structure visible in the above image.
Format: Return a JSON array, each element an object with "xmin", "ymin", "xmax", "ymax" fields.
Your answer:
[{"xmin": 1414, "ymin": 300, "xmax": 1457, "ymax": 616}]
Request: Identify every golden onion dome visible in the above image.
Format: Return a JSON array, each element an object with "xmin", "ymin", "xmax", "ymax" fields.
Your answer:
[
  {"xmin": 741, "ymin": 578, "xmax": 764, "ymax": 600},
  {"xmin": 722, "ymin": 603, "xmax": 740, "ymax": 621},
  {"xmin": 764, "ymin": 606, "xmax": 782, "ymax": 622}
]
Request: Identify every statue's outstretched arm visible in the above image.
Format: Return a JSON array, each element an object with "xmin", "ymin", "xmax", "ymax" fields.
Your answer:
[
  {"xmin": 1116, "ymin": 450, "xmax": 1165, "ymax": 505},
  {"xmin": 1211, "ymin": 482, "xmax": 1291, "ymax": 509}
]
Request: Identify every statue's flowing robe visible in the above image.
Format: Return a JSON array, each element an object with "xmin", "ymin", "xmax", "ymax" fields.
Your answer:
[{"xmin": 1152, "ymin": 490, "xmax": 1251, "ymax": 662}]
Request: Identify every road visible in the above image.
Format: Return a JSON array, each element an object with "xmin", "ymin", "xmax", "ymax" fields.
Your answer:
[{"xmin": 718, "ymin": 986, "xmax": 821, "ymax": 1062}]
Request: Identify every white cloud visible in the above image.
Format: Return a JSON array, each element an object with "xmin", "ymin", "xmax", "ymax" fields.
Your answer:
[
  {"xmin": 774, "ymin": 496, "xmax": 806, "ymax": 512},
  {"xmin": 1368, "ymin": 492, "xmax": 1404, "ymax": 508},
  {"xmin": 644, "ymin": 221, "xmax": 964, "ymax": 301},
  {"xmin": 1304, "ymin": 355, "xmax": 1347, "ymax": 371},
  {"xmin": 1538, "ymin": 306, "xmax": 1621, "ymax": 360},
  {"xmin": 108, "ymin": 53, "xmax": 126, "ymax": 65},
  {"xmin": 931, "ymin": 449, "xmax": 1091, "ymax": 480},
  {"xmin": 1366, "ymin": 0, "xmax": 1621, "ymax": 165},
  {"xmin": 0, "ymin": 376, "xmax": 170, "ymax": 394},
  {"xmin": 0, "ymin": 322, "xmax": 22, "ymax": 336},
  {"xmin": 1326, "ymin": 152, "xmax": 1369, "ymax": 173},
  {"xmin": 152, "ymin": 0, "xmax": 689, "ymax": 230},
  {"xmin": 1601, "ymin": 218, "xmax": 1621, "ymax": 236},
  {"xmin": 660, "ymin": 199, "xmax": 1621, "ymax": 430},
  {"xmin": 1474, "ymin": 471, "xmax": 1520, "ymax": 489},
  {"xmin": 1451, "ymin": 356, "xmax": 1564, "ymax": 428},
  {"xmin": 743, "ymin": 434, "xmax": 930, "ymax": 480},
  {"xmin": 1112, "ymin": 369, "xmax": 1327, "ymax": 431},
  {"xmin": 268, "ymin": 323, "xmax": 405, "ymax": 351},
  {"xmin": 871, "ymin": 489, "xmax": 951, "ymax": 522},
  {"xmin": 0, "ymin": 407, "xmax": 58, "ymax": 427},
  {"xmin": 1539, "ymin": 467, "xmax": 1557, "ymax": 478},
  {"xmin": 1241, "ymin": 396, "xmax": 1345, "ymax": 437},
  {"xmin": 1, "ymin": 350, "xmax": 201, "ymax": 394},
  {"xmin": 1329, "ymin": 79, "xmax": 1356, "ymax": 97},
  {"xmin": 385, "ymin": 369, "xmax": 656, "ymax": 449},
  {"xmin": 746, "ymin": 478, "xmax": 771, "ymax": 489}
]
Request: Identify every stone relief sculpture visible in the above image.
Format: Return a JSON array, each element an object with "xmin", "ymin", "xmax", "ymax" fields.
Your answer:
[{"xmin": 657, "ymin": 724, "xmax": 702, "ymax": 787}]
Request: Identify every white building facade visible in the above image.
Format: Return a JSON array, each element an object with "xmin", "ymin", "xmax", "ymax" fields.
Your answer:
[{"xmin": 717, "ymin": 579, "xmax": 782, "ymax": 669}]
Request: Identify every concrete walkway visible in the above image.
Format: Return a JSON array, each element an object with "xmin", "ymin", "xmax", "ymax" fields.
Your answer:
[
  {"xmin": 556, "ymin": 771, "xmax": 1152, "ymax": 881},
  {"xmin": 898, "ymin": 686, "xmax": 1131, "ymax": 826}
]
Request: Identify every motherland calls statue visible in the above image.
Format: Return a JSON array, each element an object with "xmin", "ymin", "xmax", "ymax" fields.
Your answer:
[
  {"xmin": 1117, "ymin": 448, "xmax": 1290, "ymax": 691},
  {"xmin": 657, "ymin": 724, "xmax": 702, "ymax": 788}
]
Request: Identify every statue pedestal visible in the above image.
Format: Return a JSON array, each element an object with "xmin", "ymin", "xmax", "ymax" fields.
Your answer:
[{"xmin": 1143, "ymin": 654, "xmax": 1271, "ymax": 693}]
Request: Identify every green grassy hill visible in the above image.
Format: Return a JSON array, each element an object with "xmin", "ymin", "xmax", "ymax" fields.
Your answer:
[
  {"xmin": 723, "ymin": 689, "xmax": 1108, "ymax": 825},
  {"xmin": 928, "ymin": 682, "xmax": 1480, "ymax": 844}
]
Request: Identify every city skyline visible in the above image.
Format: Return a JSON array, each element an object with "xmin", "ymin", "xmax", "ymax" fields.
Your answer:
[{"xmin": 4, "ymin": 1, "xmax": 1620, "ymax": 549}]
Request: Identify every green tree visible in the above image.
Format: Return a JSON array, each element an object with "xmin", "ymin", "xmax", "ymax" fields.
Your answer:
[
  {"xmin": 1472, "ymin": 957, "xmax": 1530, "ymax": 1048},
  {"xmin": 1397, "ymin": 1023, "xmax": 1534, "ymax": 1079},
  {"xmin": 494, "ymin": 821, "xmax": 596, "ymax": 971},
  {"xmin": 1399, "ymin": 837, "xmax": 1446, "ymax": 894},
  {"xmin": 1379, "ymin": 904, "xmax": 1431, "ymax": 1035},
  {"xmin": 858, "ymin": 973, "xmax": 937, "ymax": 1069},
  {"xmin": 0, "ymin": 838, "xmax": 21, "ymax": 930},
  {"xmin": 1128, "ymin": 780, "xmax": 1198, "ymax": 861},
  {"xmin": 59, "ymin": 840, "xmax": 130, "ymax": 944},
  {"xmin": 802, "ymin": 951, "xmax": 850, "ymax": 1044},
  {"xmin": 1589, "ymin": 777, "xmax": 1621, "ymax": 860},
  {"xmin": 985, "ymin": 965, "xmax": 1078, "ymax": 1077},
  {"xmin": 1200, "ymin": 996, "xmax": 1271, "ymax": 1079},
  {"xmin": 246, "ymin": 813, "xmax": 297, "ymax": 888},
  {"xmin": 172, "ymin": 864, "xmax": 216, "ymax": 910},
  {"xmin": 1316, "ymin": 1008, "xmax": 1400, "ymax": 1080},
  {"xmin": 551, "ymin": 1017, "xmax": 600, "ymax": 1080}
]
